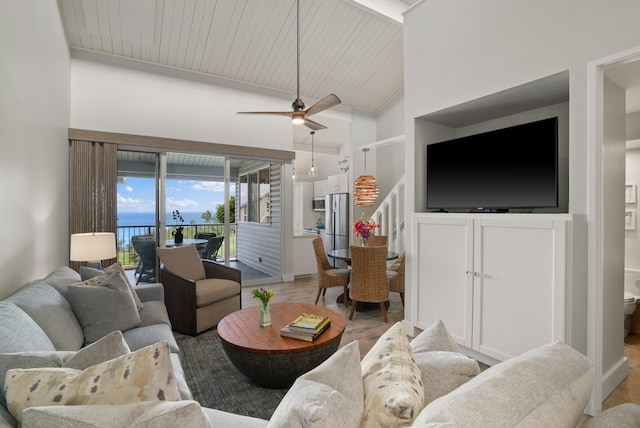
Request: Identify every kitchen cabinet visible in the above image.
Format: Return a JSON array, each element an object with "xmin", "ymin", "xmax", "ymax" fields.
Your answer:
[
  {"xmin": 314, "ymin": 180, "xmax": 328, "ymax": 197},
  {"xmin": 414, "ymin": 213, "xmax": 569, "ymax": 363},
  {"xmin": 327, "ymin": 173, "xmax": 349, "ymax": 194}
]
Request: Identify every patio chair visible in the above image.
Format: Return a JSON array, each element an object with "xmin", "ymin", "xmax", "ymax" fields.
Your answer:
[
  {"xmin": 131, "ymin": 234, "xmax": 157, "ymax": 285},
  {"xmin": 200, "ymin": 236, "xmax": 224, "ymax": 261},
  {"xmin": 195, "ymin": 232, "xmax": 216, "ymax": 255},
  {"xmin": 348, "ymin": 245, "xmax": 389, "ymax": 322}
]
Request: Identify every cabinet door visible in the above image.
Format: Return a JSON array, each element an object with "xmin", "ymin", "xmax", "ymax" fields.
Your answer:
[
  {"xmin": 314, "ymin": 180, "xmax": 328, "ymax": 197},
  {"xmin": 415, "ymin": 216, "xmax": 474, "ymax": 347},
  {"xmin": 472, "ymin": 218, "xmax": 566, "ymax": 360}
]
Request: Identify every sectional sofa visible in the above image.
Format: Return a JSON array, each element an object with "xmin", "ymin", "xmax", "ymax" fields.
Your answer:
[{"xmin": 1, "ymin": 265, "xmax": 639, "ymax": 427}]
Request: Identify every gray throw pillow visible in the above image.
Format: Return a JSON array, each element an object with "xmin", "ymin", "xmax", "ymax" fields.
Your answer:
[
  {"xmin": 68, "ymin": 272, "xmax": 141, "ymax": 344},
  {"xmin": 63, "ymin": 330, "xmax": 130, "ymax": 369}
]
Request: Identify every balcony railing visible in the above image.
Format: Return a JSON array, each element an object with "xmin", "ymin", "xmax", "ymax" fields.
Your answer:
[{"xmin": 117, "ymin": 223, "xmax": 237, "ymax": 269}]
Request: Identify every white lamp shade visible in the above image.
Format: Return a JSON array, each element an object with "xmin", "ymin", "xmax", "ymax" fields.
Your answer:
[{"xmin": 70, "ymin": 232, "xmax": 116, "ymax": 262}]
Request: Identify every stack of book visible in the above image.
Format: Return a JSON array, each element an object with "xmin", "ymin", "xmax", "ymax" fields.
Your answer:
[{"xmin": 280, "ymin": 313, "xmax": 331, "ymax": 342}]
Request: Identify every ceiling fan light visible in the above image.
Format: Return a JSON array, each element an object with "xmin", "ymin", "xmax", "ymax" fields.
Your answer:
[{"xmin": 292, "ymin": 117, "xmax": 305, "ymax": 125}]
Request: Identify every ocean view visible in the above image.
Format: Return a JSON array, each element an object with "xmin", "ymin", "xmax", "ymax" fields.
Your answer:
[{"xmin": 117, "ymin": 212, "xmax": 212, "ymax": 227}]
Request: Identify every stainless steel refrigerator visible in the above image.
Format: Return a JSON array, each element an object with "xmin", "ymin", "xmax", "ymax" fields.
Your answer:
[{"xmin": 324, "ymin": 193, "xmax": 350, "ymax": 268}]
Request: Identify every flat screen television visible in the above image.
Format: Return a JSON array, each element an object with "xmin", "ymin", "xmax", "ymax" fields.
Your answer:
[{"xmin": 426, "ymin": 117, "xmax": 558, "ymax": 212}]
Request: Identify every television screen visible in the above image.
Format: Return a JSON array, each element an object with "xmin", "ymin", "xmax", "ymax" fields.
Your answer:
[{"xmin": 426, "ymin": 117, "xmax": 558, "ymax": 211}]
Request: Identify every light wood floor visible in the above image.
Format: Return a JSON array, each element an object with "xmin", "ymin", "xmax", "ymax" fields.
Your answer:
[{"xmin": 240, "ymin": 275, "xmax": 640, "ymax": 416}]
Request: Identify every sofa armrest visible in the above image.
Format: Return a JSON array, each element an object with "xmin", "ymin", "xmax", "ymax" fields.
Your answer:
[
  {"xmin": 134, "ymin": 282, "xmax": 165, "ymax": 303},
  {"xmin": 202, "ymin": 260, "xmax": 242, "ymax": 284}
]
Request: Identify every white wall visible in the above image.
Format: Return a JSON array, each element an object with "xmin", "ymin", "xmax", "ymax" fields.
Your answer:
[
  {"xmin": 0, "ymin": 2, "xmax": 70, "ymax": 299},
  {"xmin": 71, "ymin": 57, "xmax": 293, "ymax": 149},
  {"xmin": 404, "ymin": 0, "xmax": 640, "ymax": 411}
]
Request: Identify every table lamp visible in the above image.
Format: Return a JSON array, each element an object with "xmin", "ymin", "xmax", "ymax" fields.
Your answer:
[{"xmin": 70, "ymin": 232, "xmax": 116, "ymax": 269}]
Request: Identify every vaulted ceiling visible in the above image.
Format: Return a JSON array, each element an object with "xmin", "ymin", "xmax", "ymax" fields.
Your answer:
[{"xmin": 58, "ymin": 0, "xmax": 415, "ymax": 175}]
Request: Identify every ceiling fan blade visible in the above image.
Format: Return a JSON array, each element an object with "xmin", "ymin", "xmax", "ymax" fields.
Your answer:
[
  {"xmin": 236, "ymin": 111, "xmax": 296, "ymax": 117},
  {"xmin": 303, "ymin": 117, "xmax": 327, "ymax": 130},
  {"xmin": 305, "ymin": 94, "xmax": 341, "ymax": 117}
]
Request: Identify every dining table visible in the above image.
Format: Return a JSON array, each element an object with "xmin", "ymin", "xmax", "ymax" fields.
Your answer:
[
  {"xmin": 327, "ymin": 248, "xmax": 399, "ymax": 265},
  {"xmin": 165, "ymin": 238, "xmax": 208, "ymax": 248}
]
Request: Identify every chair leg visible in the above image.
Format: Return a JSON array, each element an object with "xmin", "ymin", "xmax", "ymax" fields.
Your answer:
[
  {"xmin": 343, "ymin": 285, "xmax": 348, "ymax": 307},
  {"xmin": 400, "ymin": 292, "xmax": 405, "ymax": 307},
  {"xmin": 314, "ymin": 288, "xmax": 322, "ymax": 305},
  {"xmin": 322, "ymin": 289, "xmax": 327, "ymax": 296},
  {"xmin": 380, "ymin": 302, "xmax": 388, "ymax": 322},
  {"xmin": 349, "ymin": 300, "xmax": 357, "ymax": 320}
]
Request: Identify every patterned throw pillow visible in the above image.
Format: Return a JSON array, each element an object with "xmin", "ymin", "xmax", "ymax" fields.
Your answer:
[
  {"xmin": 5, "ymin": 341, "xmax": 179, "ymax": 423},
  {"xmin": 360, "ymin": 322, "xmax": 424, "ymax": 428}
]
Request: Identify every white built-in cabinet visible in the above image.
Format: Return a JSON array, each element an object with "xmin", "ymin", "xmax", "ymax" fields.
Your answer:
[
  {"xmin": 327, "ymin": 173, "xmax": 349, "ymax": 194},
  {"xmin": 313, "ymin": 180, "xmax": 328, "ymax": 197},
  {"xmin": 414, "ymin": 213, "xmax": 571, "ymax": 363}
]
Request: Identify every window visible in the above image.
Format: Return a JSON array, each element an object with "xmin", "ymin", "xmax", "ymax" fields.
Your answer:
[{"xmin": 239, "ymin": 165, "xmax": 271, "ymax": 223}]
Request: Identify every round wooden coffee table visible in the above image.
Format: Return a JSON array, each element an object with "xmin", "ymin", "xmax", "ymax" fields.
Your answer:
[{"xmin": 217, "ymin": 302, "xmax": 345, "ymax": 388}]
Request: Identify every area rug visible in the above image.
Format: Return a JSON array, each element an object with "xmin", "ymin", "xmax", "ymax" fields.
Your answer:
[{"xmin": 176, "ymin": 328, "xmax": 288, "ymax": 420}]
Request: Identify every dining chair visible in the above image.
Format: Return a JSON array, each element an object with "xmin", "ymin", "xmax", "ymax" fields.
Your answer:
[
  {"xmin": 131, "ymin": 234, "xmax": 157, "ymax": 285},
  {"xmin": 367, "ymin": 235, "xmax": 388, "ymax": 247},
  {"xmin": 312, "ymin": 237, "xmax": 350, "ymax": 307},
  {"xmin": 387, "ymin": 253, "xmax": 405, "ymax": 307},
  {"xmin": 348, "ymin": 245, "xmax": 390, "ymax": 322}
]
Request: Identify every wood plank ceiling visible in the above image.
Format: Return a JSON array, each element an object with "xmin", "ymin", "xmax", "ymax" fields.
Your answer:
[{"xmin": 59, "ymin": 0, "xmax": 412, "ymax": 175}]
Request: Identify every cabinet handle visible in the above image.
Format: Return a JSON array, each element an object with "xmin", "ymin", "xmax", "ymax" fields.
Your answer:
[
  {"xmin": 474, "ymin": 272, "xmax": 480, "ymax": 277},
  {"xmin": 466, "ymin": 270, "xmax": 472, "ymax": 275}
]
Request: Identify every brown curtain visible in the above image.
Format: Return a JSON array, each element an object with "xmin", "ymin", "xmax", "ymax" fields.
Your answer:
[{"xmin": 69, "ymin": 140, "xmax": 118, "ymax": 271}]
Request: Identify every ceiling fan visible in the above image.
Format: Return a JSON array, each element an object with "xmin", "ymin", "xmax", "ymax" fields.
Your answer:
[{"xmin": 237, "ymin": 0, "xmax": 341, "ymax": 130}]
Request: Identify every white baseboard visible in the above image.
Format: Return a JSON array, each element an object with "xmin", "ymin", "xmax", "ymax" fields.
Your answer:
[{"xmin": 601, "ymin": 356, "xmax": 629, "ymax": 401}]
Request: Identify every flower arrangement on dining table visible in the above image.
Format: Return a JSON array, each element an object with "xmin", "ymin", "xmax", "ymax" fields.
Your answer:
[
  {"xmin": 252, "ymin": 287, "xmax": 277, "ymax": 326},
  {"xmin": 353, "ymin": 215, "xmax": 380, "ymax": 246}
]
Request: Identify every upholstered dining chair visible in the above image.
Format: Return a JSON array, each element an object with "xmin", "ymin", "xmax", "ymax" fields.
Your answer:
[
  {"xmin": 312, "ymin": 237, "xmax": 351, "ymax": 307},
  {"xmin": 348, "ymin": 245, "xmax": 390, "ymax": 322},
  {"xmin": 387, "ymin": 253, "xmax": 405, "ymax": 307},
  {"xmin": 367, "ymin": 235, "xmax": 388, "ymax": 247}
]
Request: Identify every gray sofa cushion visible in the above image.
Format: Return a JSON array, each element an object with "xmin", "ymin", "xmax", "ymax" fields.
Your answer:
[
  {"xmin": 0, "ymin": 302, "xmax": 55, "ymax": 353},
  {"xmin": 412, "ymin": 341, "xmax": 594, "ymax": 428},
  {"xmin": 122, "ymin": 323, "xmax": 180, "ymax": 355},
  {"xmin": 6, "ymin": 282, "xmax": 84, "ymax": 351},
  {"xmin": 39, "ymin": 266, "xmax": 82, "ymax": 300},
  {"xmin": 170, "ymin": 352, "xmax": 193, "ymax": 401},
  {"xmin": 68, "ymin": 272, "xmax": 141, "ymax": 344},
  {"xmin": 138, "ymin": 300, "xmax": 172, "ymax": 328}
]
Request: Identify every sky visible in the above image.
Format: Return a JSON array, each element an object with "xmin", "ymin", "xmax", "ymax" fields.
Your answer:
[{"xmin": 117, "ymin": 177, "xmax": 232, "ymax": 213}]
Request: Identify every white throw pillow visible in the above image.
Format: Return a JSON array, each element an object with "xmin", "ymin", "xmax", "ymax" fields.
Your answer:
[
  {"xmin": 5, "ymin": 341, "xmax": 179, "ymax": 423},
  {"xmin": 409, "ymin": 319, "xmax": 460, "ymax": 354},
  {"xmin": 21, "ymin": 400, "xmax": 213, "ymax": 428},
  {"xmin": 268, "ymin": 341, "xmax": 363, "ymax": 428},
  {"xmin": 360, "ymin": 322, "xmax": 424, "ymax": 428},
  {"xmin": 414, "ymin": 351, "xmax": 480, "ymax": 405}
]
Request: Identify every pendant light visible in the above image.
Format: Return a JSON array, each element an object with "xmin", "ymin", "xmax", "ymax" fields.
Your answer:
[
  {"xmin": 308, "ymin": 131, "xmax": 318, "ymax": 178},
  {"xmin": 353, "ymin": 148, "xmax": 379, "ymax": 207}
]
